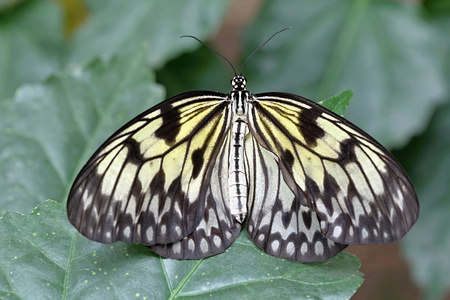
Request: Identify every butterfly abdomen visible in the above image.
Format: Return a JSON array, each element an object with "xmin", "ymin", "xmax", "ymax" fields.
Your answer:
[{"xmin": 229, "ymin": 119, "xmax": 249, "ymax": 223}]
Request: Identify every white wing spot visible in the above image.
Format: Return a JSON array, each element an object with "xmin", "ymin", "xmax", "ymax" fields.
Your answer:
[
  {"xmin": 173, "ymin": 242, "xmax": 181, "ymax": 254},
  {"xmin": 123, "ymin": 226, "xmax": 131, "ymax": 239},
  {"xmin": 188, "ymin": 239, "xmax": 195, "ymax": 251},
  {"xmin": 200, "ymin": 238, "xmax": 209, "ymax": 253},
  {"xmin": 362, "ymin": 228, "xmax": 369, "ymax": 239},
  {"xmin": 383, "ymin": 231, "xmax": 389, "ymax": 239},
  {"xmin": 160, "ymin": 224, "xmax": 166, "ymax": 235},
  {"xmin": 333, "ymin": 226, "xmax": 342, "ymax": 238},
  {"xmin": 271, "ymin": 240, "xmax": 280, "ymax": 252},
  {"xmin": 225, "ymin": 231, "xmax": 232, "ymax": 240},
  {"xmin": 213, "ymin": 235, "xmax": 221, "ymax": 248},
  {"xmin": 146, "ymin": 227, "xmax": 154, "ymax": 241},
  {"xmin": 300, "ymin": 243, "xmax": 308, "ymax": 255},
  {"xmin": 258, "ymin": 233, "xmax": 265, "ymax": 242},
  {"xmin": 286, "ymin": 242, "xmax": 295, "ymax": 256},
  {"xmin": 314, "ymin": 241, "xmax": 324, "ymax": 256},
  {"xmin": 175, "ymin": 226, "xmax": 181, "ymax": 236}
]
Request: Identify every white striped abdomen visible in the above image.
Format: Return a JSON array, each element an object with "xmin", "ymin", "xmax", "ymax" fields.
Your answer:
[{"xmin": 229, "ymin": 119, "xmax": 248, "ymax": 223}]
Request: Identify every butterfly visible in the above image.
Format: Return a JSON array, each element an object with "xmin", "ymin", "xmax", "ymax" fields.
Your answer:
[{"xmin": 67, "ymin": 30, "xmax": 419, "ymax": 263}]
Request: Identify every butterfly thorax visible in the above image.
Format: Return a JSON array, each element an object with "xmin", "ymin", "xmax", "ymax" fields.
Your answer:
[
  {"xmin": 230, "ymin": 75, "xmax": 250, "ymax": 119},
  {"xmin": 228, "ymin": 76, "xmax": 251, "ymax": 223}
]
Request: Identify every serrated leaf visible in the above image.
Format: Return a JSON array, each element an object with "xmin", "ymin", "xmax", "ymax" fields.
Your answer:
[
  {"xmin": 67, "ymin": 0, "xmax": 232, "ymax": 68},
  {"xmin": 0, "ymin": 200, "xmax": 363, "ymax": 299},
  {"xmin": 244, "ymin": 0, "xmax": 447, "ymax": 149},
  {"xmin": 0, "ymin": 49, "xmax": 164, "ymax": 214},
  {"xmin": 319, "ymin": 90, "xmax": 353, "ymax": 117}
]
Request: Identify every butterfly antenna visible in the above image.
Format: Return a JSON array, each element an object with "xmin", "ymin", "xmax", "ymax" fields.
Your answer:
[
  {"xmin": 239, "ymin": 27, "xmax": 292, "ymax": 75},
  {"xmin": 180, "ymin": 35, "xmax": 237, "ymax": 76}
]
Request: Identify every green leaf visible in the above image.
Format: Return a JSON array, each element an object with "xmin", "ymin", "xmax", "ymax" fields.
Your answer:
[
  {"xmin": 244, "ymin": 0, "xmax": 447, "ymax": 149},
  {"xmin": 0, "ymin": 0, "xmax": 64, "ymax": 99},
  {"xmin": 319, "ymin": 90, "xmax": 353, "ymax": 117},
  {"xmin": 0, "ymin": 49, "xmax": 164, "ymax": 214},
  {"xmin": 0, "ymin": 200, "xmax": 363, "ymax": 299},
  {"xmin": 68, "ymin": 0, "xmax": 232, "ymax": 68},
  {"xmin": 398, "ymin": 100, "xmax": 450, "ymax": 300}
]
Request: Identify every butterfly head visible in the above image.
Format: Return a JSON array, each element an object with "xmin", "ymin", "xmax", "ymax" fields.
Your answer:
[{"xmin": 231, "ymin": 76, "xmax": 247, "ymax": 91}]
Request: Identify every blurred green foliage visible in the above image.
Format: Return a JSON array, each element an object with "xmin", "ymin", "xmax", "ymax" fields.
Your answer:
[{"xmin": 0, "ymin": 0, "xmax": 449, "ymax": 299}]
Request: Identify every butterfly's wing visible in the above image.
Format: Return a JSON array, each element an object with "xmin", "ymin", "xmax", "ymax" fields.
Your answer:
[
  {"xmin": 150, "ymin": 133, "xmax": 241, "ymax": 259},
  {"xmin": 245, "ymin": 135, "xmax": 347, "ymax": 262},
  {"xmin": 67, "ymin": 91, "xmax": 234, "ymax": 249},
  {"xmin": 248, "ymin": 92, "xmax": 419, "ymax": 245}
]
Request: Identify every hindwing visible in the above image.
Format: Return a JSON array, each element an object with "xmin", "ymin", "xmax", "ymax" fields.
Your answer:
[
  {"xmin": 245, "ymin": 135, "xmax": 347, "ymax": 262},
  {"xmin": 67, "ymin": 91, "xmax": 231, "ymax": 246},
  {"xmin": 248, "ymin": 92, "xmax": 419, "ymax": 245}
]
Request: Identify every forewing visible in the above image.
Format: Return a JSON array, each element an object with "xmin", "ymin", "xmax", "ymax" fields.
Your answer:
[
  {"xmin": 150, "ymin": 133, "xmax": 242, "ymax": 259},
  {"xmin": 248, "ymin": 92, "xmax": 419, "ymax": 245},
  {"xmin": 67, "ymin": 91, "xmax": 231, "ymax": 246},
  {"xmin": 245, "ymin": 135, "xmax": 346, "ymax": 262}
]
